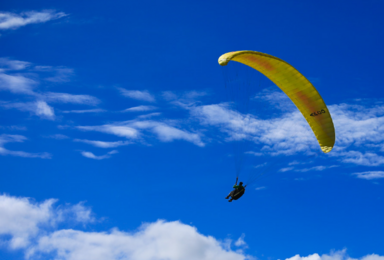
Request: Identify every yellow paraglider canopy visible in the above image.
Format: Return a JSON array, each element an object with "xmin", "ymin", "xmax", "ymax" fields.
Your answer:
[{"xmin": 219, "ymin": 50, "xmax": 335, "ymax": 153}]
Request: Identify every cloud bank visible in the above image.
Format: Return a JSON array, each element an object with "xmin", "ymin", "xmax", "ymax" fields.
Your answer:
[
  {"xmin": 0, "ymin": 194, "xmax": 248, "ymax": 260},
  {"xmin": 286, "ymin": 250, "xmax": 384, "ymax": 260},
  {"xmin": 1, "ymin": 194, "xmax": 383, "ymax": 260}
]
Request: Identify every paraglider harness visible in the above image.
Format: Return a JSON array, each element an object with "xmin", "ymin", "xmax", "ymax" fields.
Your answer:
[{"xmin": 232, "ymin": 177, "xmax": 246, "ymax": 200}]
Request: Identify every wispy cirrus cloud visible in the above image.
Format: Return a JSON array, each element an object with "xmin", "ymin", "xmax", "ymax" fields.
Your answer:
[
  {"xmin": 333, "ymin": 151, "xmax": 384, "ymax": 166},
  {"xmin": 0, "ymin": 10, "xmax": 67, "ymax": 30},
  {"xmin": 74, "ymin": 139, "xmax": 131, "ymax": 148},
  {"xmin": 0, "ymin": 134, "xmax": 27, "ymax": 146},
  {"xmin": 34, "ymin": 66, "xmax": 74, "ymax": 82},
  {"xmin": 119, "ymin": 88, "xmax": 155, "ymax": 102},
  {"xmin": 137, "ymin": 112, "xmax": 162, "ymax": 119},
  {"xmin": 130, "ymin": 120, "xmax": 204, "ymax": 146},
  {"xmin": 46, "ymin": 69, "xmax": 73, "ymax": 82},
  {"xmin": 293, "ymin": 165, "xmax": 339, "ymax": 172},
  {"xmin": 253, "ymin": 88, "xmax": 296, "ymax": 112},
  {"xmin": 80, "ymin": 150, "xmax": 118, "ymax": 160},
  {"xmin": 162, "ymin": 90, "xmax": 208, "ymax": 101},
  {"xmin": 77, "ymin": 119, "xmax": 204, "ymax": 147},
  {"xmin": 255, "ymin": 186, "xmax": 266, "ymax": 191},
  {"xmin": 0, "ymin": 134, "xmax": 51, "ymax": 159},
  {"xmin": 191, "ymin": 103, "xmax": 313, "ymax": 154},
  {"xmin": 123, "ymin": 105, "xmax": 157, "ymax": 112},
  {"xmin": 0, "ymin": 58, "xmax": 31, "ymax": 70},
  {"xmin": 0, "ymin": 125, "xmax": 27, "ymax": 131},
  {"xmin": 0, "ymin": 100, "xmax": 55, "ymax": 119},
  {"xmin": 189, "ymin": 91, "xmax": 384, "ymax": 166},
  {"xmin": 62, "ymin": 108, "xmax": 106, "ymax": 114},
  {"xmin": 163, "ymin": 90, "xmax": 208, "ymax": 109},
  {"xmin": 41, "ymin": 92, "xmax": 100, "ymax": 105},
  {"xmin": 0, "ymin": 73, "xmax": 37, "ymax": 95},
  {"xmin": 45, "ymin": 134, "xmax": 69, "ymax": 140},
  {"xmin": 0, "ymin": 58, "xmax": 102, "ymax": 121},
  {"xmin": 0, "ymin": 59, "xmax": 76, "ymax": 99},
  {"xmin": 78, "ymin": 125, "xmax": 139, "ymax": 139},
  {"xmin": 278, "ymin": 164, "xmax": 338, "ymax": 173},
  {"xmin": 353, "ymin": 171, "xmax": 384, "ymax": 180}
]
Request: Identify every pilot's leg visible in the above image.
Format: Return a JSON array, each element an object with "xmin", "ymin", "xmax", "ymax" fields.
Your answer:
[{"xmin": 225, "ymin": 190, "xmax": 235, "ymax": 199}]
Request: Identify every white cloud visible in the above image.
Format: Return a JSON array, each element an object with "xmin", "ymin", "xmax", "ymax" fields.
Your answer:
[
  {"xmin": 0, "ymin": 10, "xmax": 67, "ymax": 30},
  {"xmin": 288, "ymin": 160, "xmax": 301, "ymax": 166},
  {"xmin": 45, "ymin": 134, "xmax": 69, "ymax": 140},
  {"xmin": 361, "ymin": 255, "xmax": 384, "ymax": 260},
  {"xmin": 234, "ymin": 234, "xmax": 247, "ymax": 247},
  {"xmin": 295, "ymin": 165, "xmax": 339, "ymax": 172},
  {"xmin": 42, "ymin": 92, "xmax": 100, "ymax": 105},
  {"xmin": 286, "ymin": 250, "xmax": 384, "ymax": 260},
  {"xmin": 137, "ymin": 112, "xmax": 162, "ymax": 119},
  {"xmin": 0, "ymin": 194, "xmax": 93, "ymax": 250},
  {"xmin": 0, "ymin": 59, "xmax": 77, "ymax": 102},
  {"xmin": 2, "ymin": 195, "xmax": 384, "ymax": 260},
  {"xmin": 189, "ymin": 93, "xmax": 384, "ymax": 166},
  {"xmin": 32, "ymin": 65, "xmax": 74, "ymax": 82},
  {"xmin": 0, "ymin": 58, "xmax": 106, "ymax": 122},
  {"xmin": 45, "ymin": 68, "xmax": 74, "ymax": 82},
  {"xmin": 0, "ymin": 134, "xmax": 51, "ymax": 159},
  {"xmin": 191, "ymin": 103, "xmax": 314, "ymax": 154},
  {"xmin": 279, "ymin": 167, "xmax": 294, "ymax": 172},
  {"xmin": 253, "ymin": 88, "xmax": 295, "ymax": 112},
  {"xmin": 253, "ymin": 162, "xmax": 267, "ymax": 168},
  {"xmin": 58, "ymin": 202, "xmax": 95, "ymax": 224},
  {"xmin": 77, "ymin": 120, "xmax": 204, "ymax": 147},
  {"xmin": 0, "ymin": 147, "xmax": 52, "ymax": 159},
  {"xmin": 62, "ymin": 109, "xmax": 106, "ymax": 114},
  {"xmin": 0, "ymin": 195, "xmax": 57, "ymax": 249},
  {"xmin": 162, "ymin": 91, "xmax": 178, "ymax": 101},
  {"xmin": 74, "ymin": 139, "xmax": 131, "ymax": 148},
  {"xmin": 0, "ymin": 58, "xmax": 31, "ymax": 70},
  {"xmin": 162, "ymin": 90, "xmax": 207, "ymax": 102},
  {"xmin": 0, "ymin": 72, "xmax": 37, "ymax": 95},
  {"xmin": 184, "ymin": 90, "xmax": 208, "ymax": 99},
  {"xmin": 123, "ymin": 105, "xmax": 157, "ymax": 112},
  {"xmin": 0, "ymin": 125, "xmax": 27, "ymax": 131},
  {"xmin": 80, "ymin": 150, "xmax": 118, "ymax": 160},
  {"xmin": 0, "ymin": 134, "xmax": 26, "ymax": 145},
  {"xmin": 119, "ymin": 88, "xmax": 155, "ymax": 102},
  {"xmin": 30, "ymin": 220, "xmax": 246, "ymax": 260},
  {"xmin": 0, "ymin": 194, "xmax": 249, "ymax": 260},
  {"xmin": 1, "ymin": 100, "xmax": 55, "ymax": 119},
  {"xmin": 333, "ymin": 150, "xmax": 384, "ymax": 166},
  {"xmin": 255, "ymin": 186, "xmax": 266, "ymax": 191},
  {"xmin": 353, "ymin": 171, "xmax": 384, "ymax": 180},
  {"xmin": 246, "ymin": 151, "xmax": 263, "ymax": 156},
  {"xmin": 330, "ymin": 103, "xmax": 384, "ymax": 147},
  {"xmin": 129, "ymin": 120, "xmax": 204, "ymax": 147},
  {"xmin": 35, "ymin": 100, "xmax": 55, "ymax": 118},
  {"xmin": 78, "ymin": 125, "xmax": 139, "ymax": 139}
]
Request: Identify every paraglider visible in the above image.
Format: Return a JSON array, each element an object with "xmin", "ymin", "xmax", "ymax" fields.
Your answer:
[
  {"xmin": 219, "ymin": 50, "xmax": 336, "ymax": 201},
  {"xmin": 225, "ymin": 177, "xmax": 246, "ymax": 202}
]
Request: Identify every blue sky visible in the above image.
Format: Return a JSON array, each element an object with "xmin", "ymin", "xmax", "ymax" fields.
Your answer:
[{"xmin": 0, "ymin": 1, "xmax": 384, "ymax": 260}]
